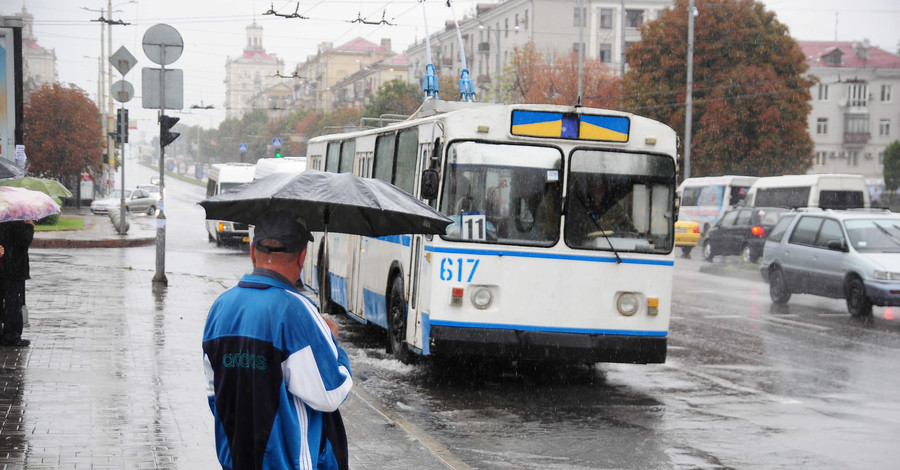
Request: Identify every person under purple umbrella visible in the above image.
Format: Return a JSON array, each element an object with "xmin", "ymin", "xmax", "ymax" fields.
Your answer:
[{"xmin": 0, "ymin": 219, "xmax": 34, "ymax": 347}]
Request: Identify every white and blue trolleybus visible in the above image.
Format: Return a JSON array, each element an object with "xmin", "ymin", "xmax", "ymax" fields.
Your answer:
[{"xmin": 301, "ymin": 100, "xmax": 678, "ymax": 364}]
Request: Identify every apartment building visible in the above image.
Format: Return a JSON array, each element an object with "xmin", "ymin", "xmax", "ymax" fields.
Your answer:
[
  {"xmin": 802, "ymin": 41, "xmax": 900, "ymax": 178},
  {"xmin": 404, "ymin": 0, "xmax": 672, "ymax": 102},
  {"xmin": 293, "ymin": 38, "xmax": 396, "ymax": 113}
]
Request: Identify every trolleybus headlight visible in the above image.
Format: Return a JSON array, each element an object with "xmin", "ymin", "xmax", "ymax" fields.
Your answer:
[
  {"xmin": 616, "ymin": 292, "xmax": 639, "ymax": 316},
  {"xmin": 471, "ymin": 287, "xmax": 493, "ymax": 309}
]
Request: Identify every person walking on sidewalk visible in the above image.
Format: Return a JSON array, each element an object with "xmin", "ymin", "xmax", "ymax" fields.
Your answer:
[
  {"xmin": 202, "ymin": 213, "xmax": 353, "ymax": 470},
  {"xmin": 0, "ymin": 220, "xmax": 34, "ymax": 348}
]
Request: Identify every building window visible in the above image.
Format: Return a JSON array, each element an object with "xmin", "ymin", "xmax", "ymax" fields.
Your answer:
[
  {"xmin": 846, "ymin": 115, "xmax": 870, "ymax": 134},
  {"xmin": 574, "ymin": 7, "xmax": 587, "ymax": 27},
  {"xmin": 816, "ymin": 117, "xmax": 828, "ymax": 134},
  {"xmin": 880, "ymin": 119, "xmax": 891, "ymax": 136},
  {"xmin": 815, "ymin": 151, "xmax": 827, "ymax": 166},
  {"xmin": 600, "ymin": 8, "xmax": 614, "ymax": 29},
  {"xmin": 848, "ymin": 83, "xmax": 868, "ymax": 107},
  {"xmin": 818, "ymin": 83, "xmax": 829, "ymax": 100},
  {"xmin": 879, "ymin": 150, "xmax": 885, "ymax": 165},
  {"xmin": 505, "ymin": 19, "xmax": 509, "ymax": 37},
  {"xmin": 882, "ymin": 85, "xmax": 893, "ymax": 102},
  {"xmin": 849, "ymin": 151, "xmax": 858, "ymax": 166},
  {"xmin": 599, "ymin": 43, "xmax": 613, "ymax": 63},
  {"xmin": 626, "ymin": 9, "xmax": 644, "ymax": 28}
]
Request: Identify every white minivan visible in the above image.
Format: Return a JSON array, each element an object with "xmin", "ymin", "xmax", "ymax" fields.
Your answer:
[
  {"xmin": 678, "ymin": 175, "xmax": 758, "ymax": 234},
  {"xmin": 746, "ymin": 174, "xmax": 870, "ymax": 210},
  {"xmin": 205, "ymin": 163, "xmax": 256, "ymax": 246}
]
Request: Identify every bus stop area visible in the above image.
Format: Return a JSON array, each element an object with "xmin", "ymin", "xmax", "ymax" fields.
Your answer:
[{"xmin": 1, "ymin": 213, "xmax": 456, "ymax": 469}]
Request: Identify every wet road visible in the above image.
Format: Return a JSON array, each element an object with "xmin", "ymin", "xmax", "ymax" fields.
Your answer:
[{"xmin": 14, "ymin": 160, "xmax": 900, "ymax": 469}]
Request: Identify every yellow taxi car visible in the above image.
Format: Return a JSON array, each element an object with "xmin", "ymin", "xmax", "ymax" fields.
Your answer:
[{"xmin": 675, "ymin": 220, "xmax": 701, "ymax": 257}]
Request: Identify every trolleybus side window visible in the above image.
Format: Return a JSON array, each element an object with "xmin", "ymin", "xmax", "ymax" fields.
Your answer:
[
  {"xmin": 325, "ymin": 142, "xmax": 341, "ymax": 173},
  {"xmin": 373, "ymin": 133, "xmax": 396, "ymax": 183},
  {"xmin": 339, "ymin": 140, "xmax": 355, "ymax": 174},
  {"xmin": 395, "ymin": 129, "xmax": 418, "ymax": 194}
]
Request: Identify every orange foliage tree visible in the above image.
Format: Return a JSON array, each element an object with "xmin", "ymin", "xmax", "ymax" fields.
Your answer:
[
  {"xmin": 24, "ymin": 83, "xmax": 103, "ymax": 182},
  {"xmin": 503, "ymin": 42, "xmax": 620, "ymax": 107},
  {"xmin": 622, "ymin": 0, "xmax": 813, "ymax": 177}
]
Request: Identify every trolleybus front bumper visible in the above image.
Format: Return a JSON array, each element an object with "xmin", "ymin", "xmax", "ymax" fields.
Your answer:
[{"xmin": 429, "ymin": 325, "xmax": 667, "ymax": 364}]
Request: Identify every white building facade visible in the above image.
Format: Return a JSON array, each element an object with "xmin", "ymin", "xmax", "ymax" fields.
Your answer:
[
  {"xmin": 802, "ymin": 41, "xmax": 900, "ymax": 178},
  {"xmin": 405, "ymin": 0, "xmax": 672, "ymax": 102},
  {"xmin": 224, "ymin": 22, "xmax": 286, "ymax": 120}
]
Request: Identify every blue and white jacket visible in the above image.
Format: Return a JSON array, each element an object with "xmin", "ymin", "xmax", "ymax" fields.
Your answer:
[{"xmin": 203, "ymin": 272, "xmax": 353, "ymax": 470}]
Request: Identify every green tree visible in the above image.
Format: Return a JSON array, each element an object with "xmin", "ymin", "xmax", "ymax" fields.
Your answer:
[
  {"xmin": 622, "ymin": 0, "xmax": 814, "ymax": 176},
  {"xmin": 24, "ymin": 83, "xmax": 103, "ymax": 186},
  {"xmin": 363, "ymin": 79, "xmax": 421, "ymax": 119},
  {"xmin": 883, "ymin": 141, "xmax": 900, "ymax": 191}
]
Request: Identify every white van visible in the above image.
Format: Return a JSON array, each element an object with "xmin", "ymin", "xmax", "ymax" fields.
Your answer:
[
  {"xmin": 678, "ymin": 175, "xmax": 758, "ymax": 234},
  {"xmin": 205, "ymin": 163, "xmax": 256, "ymax": 246},
  {"xmin": 254, "ymin": 156, "xmax": 307, "ymax": 181},
  {"xmin": 746, "ymin": 174, "xmax": 870, "ymax": 210}
]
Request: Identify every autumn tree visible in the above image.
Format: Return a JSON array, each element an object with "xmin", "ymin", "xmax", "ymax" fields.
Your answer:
[
  {"xmin": 502, "ymin": 43, "xmax": 620, "ymax": 107},
  {"xmin": 883, "ymin": 141, "xmax": 900, "ymax": 191},
  {"xmin": 622, "ymin": 0, "xmax": 814, "ymax": 176},
  {"xmin": 363, "ymin": 79, "xmax": 422, "ymax": 119},
  {"xmin": 24, "ymin": 83, "xmax": 103, "ymax": 190}
]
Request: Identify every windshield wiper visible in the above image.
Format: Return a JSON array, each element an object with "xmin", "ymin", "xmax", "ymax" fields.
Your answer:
[
  {"xmin": 574, "ymin": 188, "xmax": 622, "ymax": 263},
  {"xmin": 871, "ymin": 222, "xmax": 900, "ymax": 247}
]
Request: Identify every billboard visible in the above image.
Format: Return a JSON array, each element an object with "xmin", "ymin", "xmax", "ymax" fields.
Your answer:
[{"xmin": 0, "ymin": 28, "xmax": 12, "ymax": 162}]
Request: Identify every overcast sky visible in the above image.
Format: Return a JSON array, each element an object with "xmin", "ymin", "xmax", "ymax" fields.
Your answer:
[{"xmin": 2, "ymin": 0, "xmax": 898, "ymax": 140}]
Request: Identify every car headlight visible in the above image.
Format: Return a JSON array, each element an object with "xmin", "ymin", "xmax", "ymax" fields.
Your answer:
[
  {"xmin": 873, "ymin": 270, "xmax": 900, "ymax": 281},
  {"xmin": 616, "ymin": 292, "xmax": 640, "ymax": 316},
  {"xmin": 470, "ymin": 286, "xmax": 493, "ymax": 309}
]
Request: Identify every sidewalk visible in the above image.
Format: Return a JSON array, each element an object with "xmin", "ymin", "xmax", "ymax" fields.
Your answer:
[{"xmin": 1, "ymin": 209, "xmax": 457, "ymax": 469}]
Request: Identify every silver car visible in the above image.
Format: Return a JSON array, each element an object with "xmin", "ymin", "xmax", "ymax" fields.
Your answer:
[
  {"xmin": 90, "ymin": 189, "xmax": 157, "ymax": 215},
  {"xmin": 760, "ymin": 208, "xmax": 900, "ymax": 317}
]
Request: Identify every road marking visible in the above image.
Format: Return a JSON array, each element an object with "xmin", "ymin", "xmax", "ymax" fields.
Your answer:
[
  {"xmin": 764, "ymin": 316, "xmax": 832, "ymax": 331},
  {"xmin": 350, "ymin": 385, "xmax": 473, "ymax": 470},
  {"xmin": 666, "ymin": 364, "xmax": 802, "ymax": 405}
]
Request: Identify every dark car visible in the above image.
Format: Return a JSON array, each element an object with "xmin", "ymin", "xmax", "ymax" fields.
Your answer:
[{"xmin": 702, "ymin": 206, "xmax": 789, "ymax": 263}]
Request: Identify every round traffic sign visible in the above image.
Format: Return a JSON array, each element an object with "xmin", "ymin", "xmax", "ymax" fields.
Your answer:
[
  {"xmin": 111, "ymin": 80, "xmax": 134, "ymax": 103},
  {"xmin": 142, "ymin": 24, "xmax": 184, "ymax": 66}
]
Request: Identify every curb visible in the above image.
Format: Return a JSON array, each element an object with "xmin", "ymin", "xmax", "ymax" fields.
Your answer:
[{"xmin": 31, "ymin": 236, "xmax": 156, "ymax": 249}]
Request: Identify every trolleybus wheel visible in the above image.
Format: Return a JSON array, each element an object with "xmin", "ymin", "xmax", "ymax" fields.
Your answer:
[{"xmin": 387, "ymin": 277, "xmax": 414, "ymax": 364}]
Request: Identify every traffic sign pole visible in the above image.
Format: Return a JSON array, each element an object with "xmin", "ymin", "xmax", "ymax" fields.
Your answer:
[{"xmin": 143, "ymin": 23, "xmax": 184, "ymax": 287}]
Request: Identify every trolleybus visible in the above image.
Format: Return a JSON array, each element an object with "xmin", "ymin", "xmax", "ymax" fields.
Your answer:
[{"xmin": 301, "ymin": 100, "xmax": 678, "ymax": 364}]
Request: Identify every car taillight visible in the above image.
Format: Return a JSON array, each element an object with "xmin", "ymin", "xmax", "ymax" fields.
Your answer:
[
  {"xmin": 693, "ymin": 226, "xmax": 700, "ymax": 234},
  {"xmin": 751, "ymin": 226, "xmax": 765, "ymax": 237}
]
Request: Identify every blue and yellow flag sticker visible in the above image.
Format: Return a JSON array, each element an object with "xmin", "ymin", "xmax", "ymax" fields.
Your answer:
[{"xmin": 511, "ymin": 110, "xmax": 629, "ymax": 142}]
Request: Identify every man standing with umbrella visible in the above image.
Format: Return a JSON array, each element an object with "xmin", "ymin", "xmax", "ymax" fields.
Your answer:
[
  {"xmin": 202, "ymin": 212, "xmax": 353, "ymax": 470},
  {"xmin": 0, "ymin": 219, "xmax": 34, "ymax": 347}
]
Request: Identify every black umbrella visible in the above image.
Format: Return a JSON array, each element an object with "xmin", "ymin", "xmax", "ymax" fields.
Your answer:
[
  {"xmin": 0, "ymin": 158, "xmax": 24, "ymax": 180},
  {"xmin": 199, "ymin": 170, "xmax": 452, "ymax": 308}
]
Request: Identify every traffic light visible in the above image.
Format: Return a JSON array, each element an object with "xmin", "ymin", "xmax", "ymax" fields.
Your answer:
[
  {"xmin": 160, "ymin": 114, "xmax": 180, "ymax": 148},
  {"xmin": 275, "ymin": 151, "xmax": 282, "ymax": 158},
  {"xmin": 116, "ymin": 108, "xmax": 129, "ymax": 144}
]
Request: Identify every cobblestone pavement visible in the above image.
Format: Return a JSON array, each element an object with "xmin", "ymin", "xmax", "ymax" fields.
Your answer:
[{"xmin": 0, "ymin": 211, "xmax": 455, "ymax": 470}]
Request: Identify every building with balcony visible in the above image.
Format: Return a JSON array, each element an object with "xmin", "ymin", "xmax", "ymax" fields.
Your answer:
[
  {"xmin": 404, "ymin": 0, "xmax": 672, "ymax": 103},
  {"xmin": 802, "ymin": 41, "xmax": 900, "ymax": 178},
  {"xmin": 224, "ymin": 22, "xmax": 286, "ymax": 120},
  {"xmin": 293, "ymin": 38, "xmax": 396, "ymax": 113}
]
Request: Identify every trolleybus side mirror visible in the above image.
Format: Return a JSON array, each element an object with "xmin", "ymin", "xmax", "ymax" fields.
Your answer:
[{"xmin": 421, "ymin": 169, "xmax": 439, "ymax": 200}]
